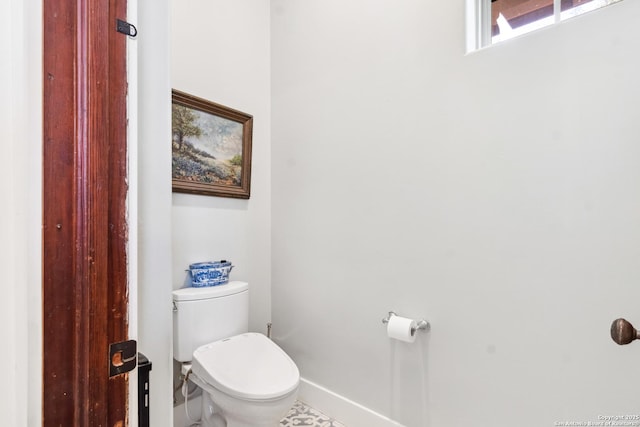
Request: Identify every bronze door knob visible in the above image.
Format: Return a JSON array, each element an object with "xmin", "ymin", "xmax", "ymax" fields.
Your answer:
[{"xmin": 611, "ymin": 318, "xmax": 640, "ymax": 345}]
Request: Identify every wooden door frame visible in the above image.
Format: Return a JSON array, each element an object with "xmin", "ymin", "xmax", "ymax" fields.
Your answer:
[{"xmin": 42, "ymin": 0, "xmax": 129, "ymax": 425}]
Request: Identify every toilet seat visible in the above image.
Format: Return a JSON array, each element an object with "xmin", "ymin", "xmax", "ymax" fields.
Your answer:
[{"xmin": 192, "ymin": 332, "xmax": 299, "ymax": 401}]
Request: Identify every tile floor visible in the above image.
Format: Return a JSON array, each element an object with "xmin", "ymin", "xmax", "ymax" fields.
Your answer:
[{"xmin": 280, "ymin": 401, "xmax": 346, "ymax": 427}]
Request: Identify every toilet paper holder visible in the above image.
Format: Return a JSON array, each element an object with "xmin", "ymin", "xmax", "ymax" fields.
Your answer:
[{"xmin": 382, "ymin": 311, "xmax": 430, "ymax": 336}]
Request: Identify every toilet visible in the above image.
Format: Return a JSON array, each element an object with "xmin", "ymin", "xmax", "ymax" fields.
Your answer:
[{"xmin": 173, "ymin": 281, "xmax": 300, "ymax": 427}]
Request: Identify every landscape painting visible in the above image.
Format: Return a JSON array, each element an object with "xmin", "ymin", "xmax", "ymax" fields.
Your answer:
[{"xmin": 171, "ymin": 89, "xmax": 253, "ymax": 198}]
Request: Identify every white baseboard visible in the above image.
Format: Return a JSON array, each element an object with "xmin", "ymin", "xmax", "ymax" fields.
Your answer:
[
  {"xmin": 298, "ymin": 378, "xmax": 405, "ymax": 427},
  {"xmin": 173, "ymin": 378, "xmax": 405, "ymax": 427}
]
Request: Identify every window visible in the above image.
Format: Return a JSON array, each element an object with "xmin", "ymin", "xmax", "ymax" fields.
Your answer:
[{"xmin": 468, "ymin": 0, "xmax": 623, "ymax": 50}]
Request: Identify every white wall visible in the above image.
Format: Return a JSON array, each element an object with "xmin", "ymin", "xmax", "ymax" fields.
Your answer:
[
  {"xmin": 271, "ymin": 1, "xmax": 640, "ymax": 426},
  {"xmin": 171, "ymin": 0, "xmax": 272, "ymax": 334},
  {"xmin": 1, "ymin": 0, "xmax": 42, "ymax": 425},
  {"xmin": 1, "ymin": 4, "xmax": 19, "ymax": 423},
  {"xmin": 137, "ymin": 0, "xmax": 174, "ymax": 426},
  {"xmin": 170, "ymin": 4, "xmax": 271, "ymax": 423}
]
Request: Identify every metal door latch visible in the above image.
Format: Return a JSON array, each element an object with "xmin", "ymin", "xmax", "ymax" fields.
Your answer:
[
  {"xmin": 109, "ymin": 340, "xmax": 137, "ymax": 377},
  {"xmin": 116, "ymin": 19, "xmax": 137, "ymax": 38}
]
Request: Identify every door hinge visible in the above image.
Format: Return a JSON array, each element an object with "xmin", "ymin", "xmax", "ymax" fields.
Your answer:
[
  {"xmin": 109, "ymin": 339, "xmax": 137, "ymax": 377},
  {"xmin": 116, "ymin": 19, "xmax": 137, "ymax": 38}
]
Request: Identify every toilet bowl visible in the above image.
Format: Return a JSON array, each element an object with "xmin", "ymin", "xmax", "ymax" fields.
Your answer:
[{"xmin": 190, "ymin": 333, "xmax": 299, "ymax": 427}]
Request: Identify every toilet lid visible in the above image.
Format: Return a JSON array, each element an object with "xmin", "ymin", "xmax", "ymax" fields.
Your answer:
[{"xmin": 192, "ymin": 332, "xmax": 299, "ymax": 400}]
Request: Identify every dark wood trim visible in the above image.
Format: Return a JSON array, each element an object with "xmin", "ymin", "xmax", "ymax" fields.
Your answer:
[
  {"xmin": 43, "ymin": 0, "xmax": 129, "ymax": 425},
  {"xmin": 107, "ymin": 0, "xmax": 130, "ymax": 423},
  {"xmin": 42, "ymin": 0, "xmax": 76, "ymax": 422}
]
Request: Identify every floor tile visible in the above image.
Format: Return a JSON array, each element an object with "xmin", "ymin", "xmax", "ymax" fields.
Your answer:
[{"xmin": 280, "ymin": 401, "xmax": 346, "ymax": 427}]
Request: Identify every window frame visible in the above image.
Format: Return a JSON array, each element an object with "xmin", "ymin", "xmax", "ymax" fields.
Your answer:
[{"xmin": 468, "ymin": 0, "xmax": 622, "ymax": 51}]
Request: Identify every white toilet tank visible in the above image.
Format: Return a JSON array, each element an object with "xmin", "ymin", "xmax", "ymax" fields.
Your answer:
[{"xmin": 172, "ymin": 281, "xmax": 249, "ymax": 362}]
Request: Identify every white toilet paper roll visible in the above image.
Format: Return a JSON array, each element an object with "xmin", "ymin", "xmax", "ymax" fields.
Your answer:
[{"xmin": 386, "ymin": 315, "xmax": 416, "ymax": 343}]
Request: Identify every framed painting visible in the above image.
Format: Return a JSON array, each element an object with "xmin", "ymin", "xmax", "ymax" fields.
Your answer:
[{"xmin": 172, "ymin": 89, "xmax": 253, "ymax": 198}]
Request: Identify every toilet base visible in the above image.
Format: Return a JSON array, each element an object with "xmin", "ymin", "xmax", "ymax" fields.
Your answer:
[{"xmin": 196, "ymin": 375, "xmax": 298, "ymax": 427}]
